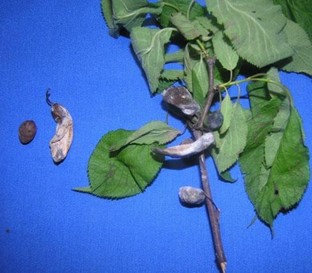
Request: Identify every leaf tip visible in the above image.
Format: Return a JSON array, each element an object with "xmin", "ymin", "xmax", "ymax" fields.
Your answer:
[{"xmin": 72, "ymin": 187, "xmax": 92, "ymax": 193}]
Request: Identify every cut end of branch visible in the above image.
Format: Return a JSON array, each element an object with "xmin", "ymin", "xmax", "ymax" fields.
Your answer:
[{"xmin": 220, "ymin": 261, "xmax": 227, "ymax": 273}]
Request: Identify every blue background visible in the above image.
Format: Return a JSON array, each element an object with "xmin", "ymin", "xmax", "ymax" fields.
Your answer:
[{"xmin": 1, "ymin": 1, "xmax": 312, "ymax": 273}]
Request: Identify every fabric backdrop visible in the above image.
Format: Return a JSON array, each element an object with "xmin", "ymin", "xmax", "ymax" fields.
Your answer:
[{"xmin": 1, "ymin": 1, "xmax": 312, "ymax": 273}]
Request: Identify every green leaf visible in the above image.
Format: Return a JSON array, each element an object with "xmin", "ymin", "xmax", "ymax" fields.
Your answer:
[
  {"xmin": 272, "ymin": 0, "xmax": 292, "ymax": 18},
  {"xmin": 244, "ymin": 82, "xmax": 282, "ymax": 150},
  {"xmin": 212, "ymin": 103, "xmax": 248, "ymax": 173},
  {"xmin": 273, "ymin": 0, "xmax": 312, "ymax": 41},
  {"xmin": 101, "ymin": 0, "xmax": 119, "ymax": 37},
  {"xmin": 114, "ymin": 1, "xmax": 163, "ymax": 31},
  {"xmin": 266, "ymin": 67, "xmax": 286, "ymax": 96},
  {"xmin": 102, "ymin": 0, "xmax": 163, "ymax": 36},
  {"xmin": 160, "ymin": 50, "xmax": 185, "ymax": 91},
  {"xmin": 239, "ymin": 92, "xmax": 280, "ymax": 226},
  {"xmin": 76, "ymin": 130, "xmax": 163, "ymax": 199},
  {"xmin": 131, "ymin": 27, "xmax": 175, "ymax": 93},
  {"xmin": 240, "ymin": 81, "xmax": 309, "ymax": 226},
  {"xmin": 164, "ymin": 50, "xmax": 185, "ymax": 63},
  {"xmin": 160, "ymin": 70, "xmax": 184, "ymax": 81},
  {"xmin": 110, "ymin": 121, "xmax": 181, "ymax": 151},
  {"xmin": 184, "ymin": 44, "xmax": 218, "ymax": 104},
  {"xmin": 242, "ymin": 108, "xmax": 310, "ymax": 226},
  {"xmin": 219, "ymin": 93, "xmax": 234, "ymax": 134},
  {"xmin": 265, "ymin": 68, "xmax": 290, "ymax": 167},
  {"xmin": 158, "ymin": 0, "xmax": 205, "ymax": 28},
  {"xmin": 219, "ymin": 169, "xmax": 237, "ymax": 183},
  {"xmin": 184, "ymin": 44, "xmax": 199, "ymax": 93},
  {"xmin": 281, "ymin": 20, "xmax": 312, "ymax": 76},
  {"xmin": 158, "ymin": 70, "xmax": 184, "ymax": 91},
  {"xmin": 212, "ymin": 31, "xmax": 239, "ymax": 71},
  {"xmin": 191, "ymin": 67, "xmax": 205, "ymax": 108},
  {"xmin": 207, "ymin": 0, "xmax": 294, "ymax": 67},
  {"xmin": 196, "ymin": 16, "xmax": 221, "ymax": 34},
  {"xmin": 192, "ymin": 54, "xmax": 209, "ymax": 99},
  {"xmin": 170, "ymin": 12, "xmax": 208, "ymax": 40},
  {"xmin": 264, "ymin": 99, "xmax": 290, "ymax": 168},
  {"xmin": 265, "ymin": 108, "xmax": 309, "ymax": 218}
]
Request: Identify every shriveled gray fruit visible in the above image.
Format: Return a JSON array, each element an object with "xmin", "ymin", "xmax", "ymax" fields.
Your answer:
[
  {"xmin": 162, "ymin": 86, "xmax": 200, "ymax": 116},
  {"xmin": 46, "ymin": 89, "xmax": 73, "ymax": 163},
  {"xmin": 179, "ymin": 186, "xmax": 206, "ymax": 206},
  {"xmin": 18, "ymin": 120, "xmax": 37, "ymax": 144}
]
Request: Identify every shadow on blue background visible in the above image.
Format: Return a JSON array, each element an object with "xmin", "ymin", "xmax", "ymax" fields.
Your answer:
[{"xmin": 1, "ymin": 1, "xmax": 312, "ymax": 273}]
